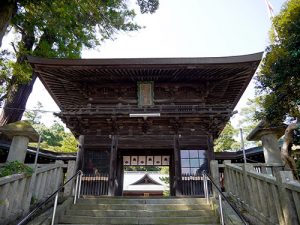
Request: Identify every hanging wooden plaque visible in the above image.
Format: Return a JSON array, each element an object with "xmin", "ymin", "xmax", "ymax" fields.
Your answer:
[{"xmin": 137, "ymin": 81, "xmax": 154, "ymax": 106}]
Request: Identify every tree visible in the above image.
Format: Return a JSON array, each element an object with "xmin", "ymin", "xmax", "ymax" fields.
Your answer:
[
  {"xmin": 257, "ymin": 0, "xmax": 300, "ymax": 179},
  {"xmin": 0, "ymin": 0, "xmax": 159, "ymax": 125},
  {"xmin": 0, "ymin": 0, "xmax": 17, "ymax": 47},
  {"xmin": 23, "ymin": 101, "xmax": 43, "ymax": 124},
  {"xmin": 23, "ymin": 102, "xmax": 78, "ymax": 152},
  {"xmin": 237, "ymin": 97, "xmax": 263, "ymax": 148},
  {"xmin": 0, "ymin": 0, "xmax": 159, "ymax": 47},
  {"xmin": 59, "ymin": 133, "xmax": 78, "ymax": 152},
  {"xmin": 214, "ymin": 121, "xmax": 240, "ymax": 152},
  {"xmin": 124, "ymin": 166, "xmax": 160, "ymax": 171}
]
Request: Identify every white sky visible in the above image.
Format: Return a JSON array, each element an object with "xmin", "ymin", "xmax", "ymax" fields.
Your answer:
[{"xmin": 2, "ymin": 0, "xmax": 287, "ymax": 127}]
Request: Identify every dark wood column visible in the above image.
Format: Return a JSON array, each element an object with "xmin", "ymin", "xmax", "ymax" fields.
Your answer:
[
  {"xmin": 206, "ymin": 134, "xmax": 215, "ymax": 172},
  {"xmin": 173, "ymin": 134, "xmax": 182, "ymax": 196},
  {"xmin": 75, "ymin": 135, "xmax": 84, "ymax": 171},
  {"xmin": 116, "ymin": 154, "xmax": 124, "ymax": 196},
  {"xmin": 108, "ymin": 135, "xmax": 118, "ymax": 196}
]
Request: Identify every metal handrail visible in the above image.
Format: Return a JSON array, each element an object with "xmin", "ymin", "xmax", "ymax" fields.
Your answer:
[
  {"xmin": 203, "ymin": 171, "xmax": 248, "ymax": 225},
  {"xmin": 17, "ymin": 170, "xmax": 83, "ymax": 225}
]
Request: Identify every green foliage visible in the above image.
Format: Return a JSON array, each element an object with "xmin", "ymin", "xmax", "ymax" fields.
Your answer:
[
  {"xmin": 214, "ymin": 121, "xmax": 239, "ymax": 152},
  {"xmin": 0, "ymin": 0, "xmax": 159, "ymax": 108},
  {"xmin": 59, "ymin": 133, "xmax": 78, "ymax": 152},
  {"xmin": 137, "ymin": 0, "xmax": 159, "ymax": 14},
  {"xmin": 0, "ymin": 161, "xmax": 33, "ymax": 178},
  {"xmin": 158, "ymin": 167, "xmax": 169, "ymax": 196},
  {"xmin": 0, "ymin": 50, "xmax": 13, "ymax": 102},
  {"xmin": 9, "ymin": 0, "xmax": 159, "ymax": 59},
  {"xmin": 296, "ymin": 158, "xmax": 300, "ymax": 178},
  {"xmin": 256, "ymin": 0, "xmax": 300, "ymax": 124},
  {"xmin": 124, "ymin": 166, "xmax": 160, "ymax": 171},
  {"xmin": 159, "ymin": 166, "xmax": 169, "ymax": 174},
  {"xmin": 293, "ymin": 125, "xmax": 300, "ymax": 145},
  {"xmin": 237, "ymin": 97, "xmax": 262, "ymax": 147},
  {"xmin": 29, "ymin": 122, "xmax": 78, "ymax": 152},
  {"xmin": 24, "ymin": 102, "xmax": 78, "ymax": 152},
  {"xmin": 23, "ymin": 101, "xmax": 43, "ymax": 124},
  {"xmin": 9, "ymin": 61, "xmax": 33, "ymax": 84},
  {"xmin": 30, "ymin": 196, "xmax": 38, "ymax": 205}
]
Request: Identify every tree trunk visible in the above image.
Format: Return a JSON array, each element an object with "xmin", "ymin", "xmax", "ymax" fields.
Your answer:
[
  {"xmin": 281, "ymin": 122, "xmax": 299, "ymax": 180},
  {"xmin": 0, "ymin": 29, "xmax": 55, "ymax": 126},
  {"xmin": 0, "ymin": 74, "xmax": 37, "ymax": 125},
  {"xmin": 0, "ymin": 29, "xmax": 35, "ymax": 126},
  {"xmin": 0, "ymin": 1, "xmax": 17, "ymax": 47}
]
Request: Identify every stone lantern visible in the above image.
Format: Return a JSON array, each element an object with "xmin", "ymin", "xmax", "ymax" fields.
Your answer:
[
  {"xmin": 247, "ymin": 121, "xmax": 286, "ymax": 164},
  {"xmin": 0, "ymin": 121, "xmax": 39, "ymax": 163}
]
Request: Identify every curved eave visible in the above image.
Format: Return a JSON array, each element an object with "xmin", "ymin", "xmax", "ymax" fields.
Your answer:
[{"xmin": 28, "ymin": 52, "xmax": 263, "ymax": 67}]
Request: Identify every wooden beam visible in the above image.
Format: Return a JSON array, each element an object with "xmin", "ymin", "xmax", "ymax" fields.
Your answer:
[
  {"xmin": 108, "ymin": 135, "xmax": 118, "ymax": 196},
  {"xmin": 173, "ymin": 134, "xmax": 182, "ymax": 196}
]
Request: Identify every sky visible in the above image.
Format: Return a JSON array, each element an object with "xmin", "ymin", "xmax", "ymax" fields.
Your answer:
[{"xmin": 2, "ymin": 0, "xmax": 287, "ymax": 127}]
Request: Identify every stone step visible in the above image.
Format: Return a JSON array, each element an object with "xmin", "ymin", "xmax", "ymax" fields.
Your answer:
[
  {"xmin": 78, "ymin": 197, "xmax": 208, "ymax": 205},
  {"xmin": 71, "ymin": 203, "xmax": 212, "ymax": 211},
  {"xmin": 59, "ymin": 215, "xmax": 219, "ymax": 224},
  {"xmin": 57, "ymin": 224, "xmax": 220, "ymax": 225},
  {"xmin": 65, "ymin": 209, "xmax": 214, "ymax": 217}
]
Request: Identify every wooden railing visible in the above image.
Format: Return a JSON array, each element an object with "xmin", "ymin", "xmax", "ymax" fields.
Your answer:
[
  {"xmin": 231, "ymin": 163, "xmax": 285, "ymax": 176},
  {"xmin": 80, "ymin": 173, "xmax": 109, "ymax": 196},
  {"xmin": 181, "ymin": 174, "xmax": 203, "ymax": 196},
  {"xmin": 212, "ymin": 161, "xmax": 300, "ymax": 225},
  {"xmin": 0, "ymin": 162, "xmax": 67, "ymax": 225}
]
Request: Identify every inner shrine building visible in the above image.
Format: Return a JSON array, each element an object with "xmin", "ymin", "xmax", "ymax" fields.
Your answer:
[{"xmin": 28, "ymin": 53, "xmax": 262, "ymax": 196}]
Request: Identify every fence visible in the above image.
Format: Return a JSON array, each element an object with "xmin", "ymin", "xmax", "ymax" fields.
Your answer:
[
  {"xmin": 80, "ymin": 173, "xmax": 109, "ymax": 196},
  {"xmin": 211, "ymin": 161, "xmax": 300, "ymax": 225},
  {"xmin": 0, "ymin": 162, "xmax": 68, "ymax": 225},
  {"xmin": 181, "ymin": 173, "xmax": 211, "ymax": 196}
]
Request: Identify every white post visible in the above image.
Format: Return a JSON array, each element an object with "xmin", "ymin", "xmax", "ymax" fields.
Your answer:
[
  {"xmin": 34, "ymin": 135, "xmax": 42, "ymax": 171},
  {"xmin": 73, "ymin": 174, "xmax": 79, "ymax": 204},
  {"xmin": 203, "ymin": 174, "xmax": 209, "ymax": 204},
  {"xmin": 78, "ymin": 172, "xmax": 82, "ymax": 199},
  {"xmin": 240, "ymin": 128, "xmax": 247, "ymax": 163},
  {"xmin": 51, "ymin": 193, "xmax": 59, "ymax": 225},
  {"xmin": 219, "ymin": 193, "xmax": 224, "ymax": 225}
]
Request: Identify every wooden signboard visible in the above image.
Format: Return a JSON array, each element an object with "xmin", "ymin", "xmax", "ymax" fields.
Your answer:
[{"xmin": 138, "ymin": 82, "xmax": 154, "ymax": 106}]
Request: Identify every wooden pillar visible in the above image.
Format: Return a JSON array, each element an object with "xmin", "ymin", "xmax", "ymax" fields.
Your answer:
[
  {"xmin": 76, "ymin": 135, "xmax": 84, "ymax": 171},
  {"xmin": 173, "ymin": 134, "xmax": 182, "ymax": 196},
  {"xmin": 108, "ymin": 135, "xmax": 118, "ymax": 196},
  {"xmin": 116, "ymin": 154, "xmax": 124, "ymax": 196},
  {"xmin": 206, "ymin": 134, "xmax": 215, "ymax": 172}
]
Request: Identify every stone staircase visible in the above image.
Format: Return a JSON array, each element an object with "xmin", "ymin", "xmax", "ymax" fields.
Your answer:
[{"xmin": 57, "ymin": 197, "xmax": 219, "ymax": 225}]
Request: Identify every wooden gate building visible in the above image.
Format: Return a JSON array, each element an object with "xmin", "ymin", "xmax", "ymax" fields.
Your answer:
[{"xmin": 28, "ymin": 53, "xmax": 262, "ymax": 196}]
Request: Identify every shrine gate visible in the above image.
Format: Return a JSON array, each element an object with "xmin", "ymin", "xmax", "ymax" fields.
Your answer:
[{"xmin": 28, "ymin": 53, "xmax": 262, "ymax": 196}]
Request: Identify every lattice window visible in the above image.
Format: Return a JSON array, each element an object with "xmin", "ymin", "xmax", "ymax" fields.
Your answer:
[{"xmin": 180, "ymin": 150, "xmax": 208, "ymax": 175}]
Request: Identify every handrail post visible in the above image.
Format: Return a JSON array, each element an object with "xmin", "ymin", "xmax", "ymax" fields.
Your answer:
[
  {"xmin": 203, "ymin": 173, "xmax": 209, "ymax": 204},
  {"xmin": 51, "ymin": 193, "xmax": 59, "ymax": 225},
  {"xmin": 17, "ymin": 170, "xmax": 83, "ymax": 225},
  {"xmin": 218, "ymin": 193, "xmax": 224, "ymax": 225},
  {"xmin": 203, "ymin": 173, "xmax": 206, "ymax": 198},
  {"xmin": 73, "ymin": 173, "xmax": 79, "ymax": 205},
  {"xmin": 77, "ymin": 172, "xmax": 83, "ymax": 199},
  {"xmin": 202, "ymin": 171, "xmax": 248, "ymax": 225}
]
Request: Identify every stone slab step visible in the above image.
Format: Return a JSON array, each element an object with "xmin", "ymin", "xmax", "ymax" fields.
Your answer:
[
  {"xmin": 58, "ymin": 224, "xmax": 220, "ymax": 225},
  {"xmin": 71, "ymin": 204, "xmax": 212, "ymax": 211},
  {"xmin": 59, "ymin": 215, "xmax": 219, "ymax": 224},
  {"xmin": 65, "ymin": 209, "xmax": 214, "ymax": 217},
  {"xmin": 78, "ymin": 198, "xmax": 208, "ymax": 205}
]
